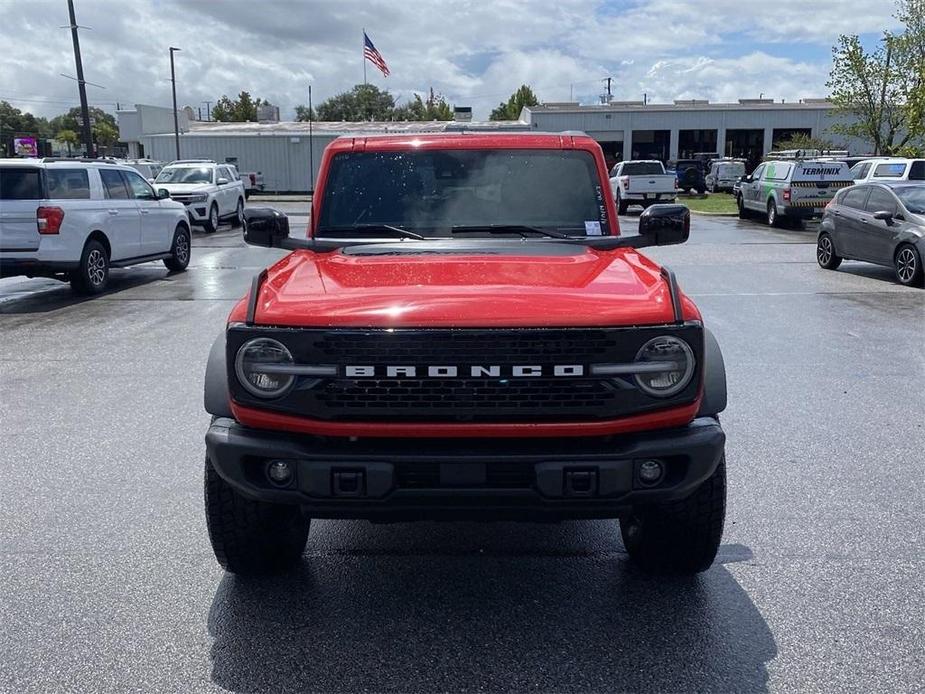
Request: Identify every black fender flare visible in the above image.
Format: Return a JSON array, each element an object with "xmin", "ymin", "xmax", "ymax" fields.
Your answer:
[
  {"xmin": 204, "ymin": 331, "xmax": 233, "ymax": 418},
  {"xmin": 698, "ymin": 327, "xmax": 727, "ymax": 417}
]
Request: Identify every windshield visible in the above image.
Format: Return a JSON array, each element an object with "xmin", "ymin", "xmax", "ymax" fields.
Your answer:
[
  {"xmin": 895, "ymin": 186, "xmax": 925, "ymax": 214},
  {"xmin": 621, "ymin": 162, "xmax": 664, "ymax": 175},
  {"xmin": 155, "ymin": 166, "xmax": 213, "ymax": 184},
  {"xmin": 317, "ymin": 149, "xmax": 606, "ymax": 237},
  {"xmin": 718, "ymin": 163, "xmax": 745, "ymax": 176}
]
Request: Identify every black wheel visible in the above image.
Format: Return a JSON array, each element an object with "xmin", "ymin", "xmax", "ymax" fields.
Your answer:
[
  {"xmin": 204, "ymin": 456, "xmax": 310, "ymax": 575},
  {"xmin": 816, "ymin": 233, "xmax": 842, "ymax": 270},
  {"xmin": 621, "ymin": 456, "xmax": 726, "ymax": 574},
  {"xmin": 203, "ymin": 203, "xmax": 219, "ymax": 233},
  {"xmin": 233, "ymin": 198, "xmax": 245, "ymax": 228},
  {"xmin": 767, "ymin": 199, "xmax": 782, "ymax": 227},
  {"xmin": 618, "ymin": 199, "xmax": 629, "ymax": 215},
  {"xmin": 163, "ymin": 224, "xmax": 191, "ymax": 272},
  {"xmin": 70, "ymin": 238, "xmax": 109, "ymax": 294},
  {"xmin": 894, "ymin": 244, "xmax": 924, "ymax": 287},
  {"xmin": 736, "ymin": 194, "xmax": 750, "ymax": 219}
]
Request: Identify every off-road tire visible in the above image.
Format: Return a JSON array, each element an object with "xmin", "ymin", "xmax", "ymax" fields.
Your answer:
[
  {"xmin": 70, "ymin": 238, "xmax": 110, "ymax": 294},
  {"xmin": 203, "ymin": 203, "xmax": 219, "ymax": 234},
  {"xmin": 894, "ymin": 244, "xmax": 924, "ymax": 287},
  {"xmin": 163, "ymin": 224, "xmax": 191, "ymax": 272},
  {"xmin": 620, "ymin": 456, "xmax": 726, "ymax": 574},
  {"xmin": 618, "ymin": 199, "xmax": 629, "ymax": 215},
  {"xmin": 816, "ymin": 233, "xmax": 842, "ymax": 270},
  {"xmin": 204, "ymin": 456, "xmax": 310, "ymax": 575}
]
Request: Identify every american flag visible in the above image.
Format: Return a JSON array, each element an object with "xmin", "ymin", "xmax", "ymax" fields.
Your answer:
[{"xmin": 363, "ymin": 32, "xmax": 390, "ymax": 77}]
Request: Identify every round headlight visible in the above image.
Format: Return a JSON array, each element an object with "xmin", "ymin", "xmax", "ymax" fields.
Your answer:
[
  {"xmin": 234, "ymin": 337, "xmax": 295, "ymax": 398},
  {"xmin": 634, "ymin": 336, "xmax": 695, "ymax": 398}
]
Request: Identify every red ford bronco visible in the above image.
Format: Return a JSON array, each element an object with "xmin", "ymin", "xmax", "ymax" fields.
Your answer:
[{"xmin": 203, "ymin": 133, "xmax": 727, "ymax": 575}]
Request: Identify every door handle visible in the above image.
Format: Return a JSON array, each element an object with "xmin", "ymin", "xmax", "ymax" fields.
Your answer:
[
  {"xmin": 140, "ymin": 209, "xmax": 150, "ymax": 214},
  {"xmin": 108, "ymin": 209, "xmax": 118, "ymax": 215}
]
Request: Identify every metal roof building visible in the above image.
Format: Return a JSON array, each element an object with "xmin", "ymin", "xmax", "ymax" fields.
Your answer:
[
  {"xmin": 521, "ymin": 98, "xmax": 866, "ymax": 166},
  {"xmin": 119, "ymin": 99, "xmax": 866, "ymax": 192}
]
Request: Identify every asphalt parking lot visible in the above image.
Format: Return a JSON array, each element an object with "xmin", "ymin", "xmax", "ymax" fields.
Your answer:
[{"xmin": 1, "ymin": 202, "xmax": 922, "ymax": 693}]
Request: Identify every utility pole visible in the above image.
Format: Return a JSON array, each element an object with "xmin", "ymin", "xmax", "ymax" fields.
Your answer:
[
  {"xmin": 308, "ymin": 85, "xmax": 314, "ymax": 193},
  {"xmin": 203, "ymin": 101, "xmax": 213, "ymax": 122},
  {"xmin": 603, "ymin": 77, "xmax": 612, "ymax": 103},
  {"xmin": 169, "ymin": 47, "xmax": 181, "ymax": 160},
  {"xmin": 66, "ymin": 0, "xmax": 94, "ymax": 157}
]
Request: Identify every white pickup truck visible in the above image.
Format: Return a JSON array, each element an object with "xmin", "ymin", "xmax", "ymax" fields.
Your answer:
[{"xmin": 609, "ymin": 160, "xmax": 677, "ymax": 214}]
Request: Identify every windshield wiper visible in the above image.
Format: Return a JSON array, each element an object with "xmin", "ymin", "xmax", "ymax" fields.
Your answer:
[
  {"xmin": 450, "ymin": 224, "xmax": 571, "ymax": 239},
  {"xmin": 318, "ymin": 224, "xmax": 426, "ymax": 240}
]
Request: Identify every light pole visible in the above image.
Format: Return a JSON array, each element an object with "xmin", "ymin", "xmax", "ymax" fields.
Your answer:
[
  {"xmin": 308, "ymin": 85, "xmax": 314, "ymax": 193},
  {"xmin": 169, "ymin": 47, "xmax": 181, "ymax": 160}
]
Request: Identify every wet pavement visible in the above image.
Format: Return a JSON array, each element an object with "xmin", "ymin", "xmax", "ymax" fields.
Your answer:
[{"xmin": 1, "ymin": 205, "xmax": 923, "ymax": 693}]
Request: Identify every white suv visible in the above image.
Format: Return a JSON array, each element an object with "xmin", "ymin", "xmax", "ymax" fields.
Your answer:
[
  {"xmin": 153, "ymin": 160, "xmax": 246, "ymax": 233},
  {"xmin": 0, "ymin": 158, "xmax": 191, "ymax": 294}
]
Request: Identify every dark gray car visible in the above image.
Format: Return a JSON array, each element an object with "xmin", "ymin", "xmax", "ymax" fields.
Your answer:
[{"xmin": 817, "ymin": 182, "xmax": 925, "ymax": 287}]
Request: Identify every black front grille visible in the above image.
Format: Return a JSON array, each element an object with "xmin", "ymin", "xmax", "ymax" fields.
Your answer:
[{"xmin": 227, "ymin": 325, "xmax": 703, "ymax": 423}]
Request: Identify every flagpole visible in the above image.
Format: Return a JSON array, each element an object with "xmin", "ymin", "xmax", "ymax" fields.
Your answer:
[{"xmin": 362, "ymin": 27, "xmax": 367, "ymax": 85}]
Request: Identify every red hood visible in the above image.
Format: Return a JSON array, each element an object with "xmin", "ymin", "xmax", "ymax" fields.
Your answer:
[{"xmin": 232, "ymin": 245, "xmax": 699, "ymax": 328}]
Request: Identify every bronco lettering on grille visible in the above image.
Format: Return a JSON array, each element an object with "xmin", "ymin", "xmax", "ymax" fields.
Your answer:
[{"xmin": 343, "ymin": 365, "xmax": 585, "ymax": 378}]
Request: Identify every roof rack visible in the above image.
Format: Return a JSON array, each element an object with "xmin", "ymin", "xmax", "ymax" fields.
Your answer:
[
  {"xmin": 167, "ymin": 159, "xmax": 215, "ymax": 165},
  {"xmin": 766, "ymin": 149, "xmax": 849, "ymax": 160},
  {"xmin": 39, "ymin": 157, "xmax": 124, "ymax": 164}
]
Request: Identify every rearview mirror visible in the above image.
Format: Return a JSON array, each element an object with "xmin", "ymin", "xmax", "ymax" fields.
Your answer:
[
  {"xmin": 872, "ymin": 210, "xmax": 893, "ymax": 222},
  {"xmin": 638, "ymin": 204, "xmax": 690, "ymax": 246},
  {"xmin": 217, "ymin": 177, "xmax": 229, "ymax": 185},
  {"xmin": 243, "ymin": 207, "xmax": 290, "ymax": 248},
  {"xmin": 157, "ymin": 188, "xmax": 171, "ymax": 200}
]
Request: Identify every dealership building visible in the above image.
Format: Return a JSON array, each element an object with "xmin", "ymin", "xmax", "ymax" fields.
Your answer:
[{"xmin": 118, "ymin": 99, "xmax": 865, "ymax": 193}]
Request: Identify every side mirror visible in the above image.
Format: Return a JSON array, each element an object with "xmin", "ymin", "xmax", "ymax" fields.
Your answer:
[
  {"xmin": 243, "ymin": 207, "xmax": 290, "ymax": 248},
  {"xmin": 638, "ymin": 204, "xmax": 690, "ymax": 246},
  {"xmin": 217, "ymin": 177, "xmax": 229, "ymax": 185},
  {"xmin": 872, "ymin": 210, "xmax": 894, "ymax": 223},
  {"xmin": 157, "ymin": 188, "xmax": 171, "ymax": 199},
  {"xmin": 742, "ymin": 175, "xmax": 752, "ymax": 183},
  {"xmin": 148, "ymin": 178, "xmax": 156, "ymax": 184}
]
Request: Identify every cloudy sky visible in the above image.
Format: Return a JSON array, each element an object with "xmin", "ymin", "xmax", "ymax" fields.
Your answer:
[{"xmin": 0, "ymin": 0, "xmax": 903, "ymax": 121}]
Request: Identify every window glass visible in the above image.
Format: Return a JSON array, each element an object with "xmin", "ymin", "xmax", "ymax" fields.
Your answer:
[
  {"xmin": 121, "ymin": 170, "xmax": 156, "ymax": 200},
  {"xmin": 864, "ymin": 187, "xmax": 897, "ymax": 214},
  {"xmin": 873, "ymin": 163, "xmax": 907, "ymax": 178},
  {"xmin": 155, "ymin": 166, "xmax": 213, "ymax": 184},
  {"xmin": 895, "ymin": 187, "xmax": 925, "ymax": 214},
  {"xmin": 765, "ymin": 162, "xmax": 792, "ymax": 180},
  {"xmin": 840, "ymin": 187, "xmax": 869, "ymax": 209},
  {"xmin": 0, "ymin": 167, "xmax": 43, "ymax": 199},
  {"xmin": 621, "ymin": 162, "xmax": 664, "ymax": 175},
  {"xmin": 318, "ymin": 149, "xmax": 604, "ymax": 235},
  {"xmin": 908, "ymin": 161, "xmax": 924, "ymax": 181},
  {"xmin": 850, "ymin": 162, "xmax": 871, "ymax": 179},
  {"xmin": 100, "ymin": 168, "xmax": 130, "ymax": 199},
  {"xmin": 751, "ymin": 164, "xmax": 765, "ymax": 180},
  {"xmin": 46, "ymin": 169, "xmax": 91, "ymax": 199}
]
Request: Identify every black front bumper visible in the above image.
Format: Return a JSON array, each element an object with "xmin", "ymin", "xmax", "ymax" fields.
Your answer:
[{"xmin": 205, "ymin": 417, "xmax": 725, "ymax": 521}]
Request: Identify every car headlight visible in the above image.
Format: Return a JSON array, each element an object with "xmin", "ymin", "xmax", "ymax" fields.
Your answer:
[
  {"xmin": 187, "ymin": 194, "xmax": 208, "ymax": 202},
  {"xmin": 633, "ymin": 336, "xmax": 695, "ymax": 397},
  {"xmin": 234, "ymin": 337, "xmax": 295, "ymax": 398}
]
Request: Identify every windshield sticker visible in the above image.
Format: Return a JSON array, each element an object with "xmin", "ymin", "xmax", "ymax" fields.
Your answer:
[{"xmin": 585, "ymin": 221, "xmax": 603, "ymax": 236}]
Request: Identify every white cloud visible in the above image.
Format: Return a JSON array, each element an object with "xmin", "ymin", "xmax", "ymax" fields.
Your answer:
[{"xmin": 0, "ymin": 0, "xmax": 903, "ymax": 121}]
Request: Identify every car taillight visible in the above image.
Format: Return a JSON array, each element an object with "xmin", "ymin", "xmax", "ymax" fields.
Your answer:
[
  {"xmin": 620, "ymin": 175, "xmax": 630, "ymax": 187},
  {"xmin": 783, "ymin": 188, "xmax": 791, "ymax": 202},
  {"xmin": 674, "ymin": 178, "xmax": 679, "ymax": 189},
  {"xmin": 37, "ymin": 206, "xmax": 64, "ymax": 234}
]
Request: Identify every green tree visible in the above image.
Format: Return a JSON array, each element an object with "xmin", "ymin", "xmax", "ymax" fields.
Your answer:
[
  {"xmin": 826, "ymin": 0, "xmax": 925, "ymax": 154},
  {"xmin": 315, "ymin": 84, "xmax": 395, "ymax": 121},
  {"xmin": 210, "ymin": 92, "xmax": 267, "ymax": 122},
  {"xmin": 92, "ymin": 121, "xmax": 120, "ymax": 147},
  {"xmin": 48, "ymin": 106, "xmax": 116, "ymax": 136},
  {"xmin": 489, "ymin": 85, "xmax": 539, "ymax": 121},
  {"xmin": 294, "ymin": 104, "xmax": 317, "ymax": 121},
  {"xmin": 772, "ymin": 132, "xmax": 836, "ymax": 152},
  {"xmin": 56, "ymin": 128, "xmax": 79, "ymax": 155},
  {"xmin": 393, "ymin": 89, "xmax": 453, "ymax": 121}
]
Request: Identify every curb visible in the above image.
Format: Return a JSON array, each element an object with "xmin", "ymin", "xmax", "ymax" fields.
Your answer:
[{"xmin": 689, "ymin": 210, "xmax": 739, "ymax": 217}]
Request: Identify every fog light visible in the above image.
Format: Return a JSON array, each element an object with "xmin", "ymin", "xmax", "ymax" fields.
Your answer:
[
  {"xmin": 638, "ymin": 459, "xmax": 665, "ymax": 486},
  {"xmin": 266, "ymin": 460, "xmax": 293, "ymax": 486}
]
